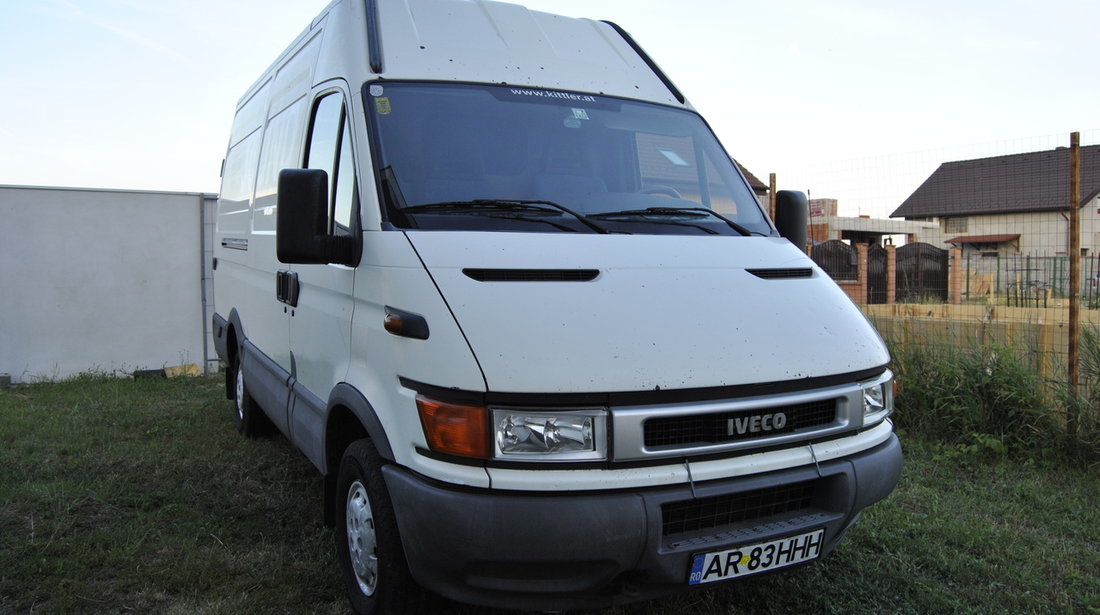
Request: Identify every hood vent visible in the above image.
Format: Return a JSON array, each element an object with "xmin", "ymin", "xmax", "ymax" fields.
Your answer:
[
  {"xmin": 463, "ymin": 268, "xmax": 599, "ymax": 282},
  {"xmin": 746, "ymin": 268, "xmax": 813, "ymax": 280}
]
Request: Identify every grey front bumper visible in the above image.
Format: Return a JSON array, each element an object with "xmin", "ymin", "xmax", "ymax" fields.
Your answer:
[{"xmin": 384, "ymin": 433, "xmax": 902, "ymax": 611}]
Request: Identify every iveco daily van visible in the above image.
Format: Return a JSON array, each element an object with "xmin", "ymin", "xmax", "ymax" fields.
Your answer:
[{"xmin": 211, "ymin": 0, "xmax": 903, "ymax": 612}]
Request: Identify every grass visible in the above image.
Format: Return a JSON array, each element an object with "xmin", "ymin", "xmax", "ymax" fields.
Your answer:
[{"xmin": 1, "ymin": 376, "xmax": 1098, "ymax": 614}]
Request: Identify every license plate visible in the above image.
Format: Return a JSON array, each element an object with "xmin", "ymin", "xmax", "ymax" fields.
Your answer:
[{"xmin": 687, "ymin": 528, "xmax": 824, "ymax": 585}]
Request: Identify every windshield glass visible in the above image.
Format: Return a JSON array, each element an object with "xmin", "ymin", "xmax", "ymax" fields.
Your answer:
[{"xmin": 365, "ymin": 82, "xmax": 772, "ymax": 236}]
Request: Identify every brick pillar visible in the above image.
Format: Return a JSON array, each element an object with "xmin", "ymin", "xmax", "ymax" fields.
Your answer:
[
  {"xmin": 855, "ymin": 243, "xmax": 869, "ymax": 305},
  {"xmin": 886, "ymin": 244, "xmax": 897, "ymax": 305},
  {"xmin": 949, "ymin": 246, "xmax": 963, "ymax": 304},
  {"xmin": 809, "ymin": 223, "xmax": 830, "ymax": 244}
]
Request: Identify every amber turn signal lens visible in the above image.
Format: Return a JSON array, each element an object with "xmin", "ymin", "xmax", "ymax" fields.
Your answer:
[
  {"xmin": 415, "ymin": 395, "xmax": 490, "ymax": 459},
  {"xmin": 383, "ymin": 312, "xmax": 403, "ymax": 335}
]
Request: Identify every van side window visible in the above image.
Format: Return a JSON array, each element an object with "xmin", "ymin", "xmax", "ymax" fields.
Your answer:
[
  {"xmin": 217, "ymin": 130, "xmax": 261, "ymax": 232},
  {"xmin": 305, "ymin": 93, "xmax": 356, "ymax": 237},
  {"xmin": 254, "ymin": 97, "xmax": 309, "ymax": 232}
]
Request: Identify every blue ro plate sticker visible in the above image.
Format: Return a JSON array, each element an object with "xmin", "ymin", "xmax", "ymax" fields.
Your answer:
[{"xmin": 688, "ymin": 528, "xmax": 825, "ymax": 585}]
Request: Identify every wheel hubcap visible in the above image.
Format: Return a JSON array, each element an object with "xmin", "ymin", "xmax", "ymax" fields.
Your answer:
[
  {"xmin": 346, "ymin": 480, "xmax": 378, "ymax": 596},
  {"xmin": 234, "ymin": 364, "xmax": 245, "ymax": 421}
]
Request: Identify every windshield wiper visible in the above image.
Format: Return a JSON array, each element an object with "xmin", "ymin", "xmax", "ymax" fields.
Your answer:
[
  {"xmin": 402, "ymin": 199, "xmax": 608, "ymax": 234},
  {"xmin": 589, "ymin": 207, "xmax": 763, "ymax": 237}
]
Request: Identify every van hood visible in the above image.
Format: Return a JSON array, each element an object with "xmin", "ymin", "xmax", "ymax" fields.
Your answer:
[{"xmin": 406, "ymin": 232, "xmax": 889, "ymax": 394}]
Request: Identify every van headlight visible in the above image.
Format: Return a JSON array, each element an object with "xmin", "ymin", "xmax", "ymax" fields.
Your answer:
[
  {"xmin": 493, "ymin": 408, "xmax": 607, "ymax": 461},
  {"xmin": 416, "ymin": 395, "xmax": 607, "ymax": 462},
  {"xmin": 861, "ymin": 371, "xmax": 895, "ymax": 427}
]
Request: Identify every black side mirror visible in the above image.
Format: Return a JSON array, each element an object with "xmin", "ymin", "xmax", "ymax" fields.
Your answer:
[
  {"xmin": 775, "ymin": 190, "xmax": 808, "ymax": 252},
  {"xmin": 277, "ymin": 168, "xmax": 355, "ymax": 265}
]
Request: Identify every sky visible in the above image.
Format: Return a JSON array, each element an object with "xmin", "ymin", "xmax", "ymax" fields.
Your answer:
[{"xmin": 1, "ymin": 0, "xmax": 1096, "ymax": 217}]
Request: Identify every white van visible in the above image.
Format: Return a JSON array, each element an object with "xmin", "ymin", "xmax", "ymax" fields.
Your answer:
[{"xmin": 212, "ymin": 0, "xmax": 902, "ymax": 612}]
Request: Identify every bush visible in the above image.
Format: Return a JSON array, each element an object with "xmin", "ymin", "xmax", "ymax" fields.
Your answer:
[
  {"xmin": 885, "ymin": 316, "xmax": 1100, "ymax": 463},
  {"xmin": 890, "ymin": 339, "xmax": 1048, "ymax": 454}
]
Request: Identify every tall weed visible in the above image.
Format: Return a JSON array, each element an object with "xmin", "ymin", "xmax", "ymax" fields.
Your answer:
[
  {"xmin": 891, "ymin": 338, "xmax": 1046, "ymax": 452},
  {"xmin": 1062, "ymin": 325, "xmax": 1100, "ymax": 459}
]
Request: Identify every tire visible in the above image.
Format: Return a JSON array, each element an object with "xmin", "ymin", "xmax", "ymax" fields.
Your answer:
[
  {"xmin": 336, "ymin": 439, "xmax": 416, "ymax": 615},
  {"xmin": 230, "ymin": 355, "xmax": 273, "ymax": 437}
]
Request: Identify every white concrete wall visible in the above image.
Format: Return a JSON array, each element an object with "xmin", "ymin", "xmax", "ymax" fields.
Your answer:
[{"xmin": 0, "ymin": 186, "xmax": 216, "ymax": 383}]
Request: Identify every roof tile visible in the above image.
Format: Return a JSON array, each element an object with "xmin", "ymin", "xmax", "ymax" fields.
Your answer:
[{"xmin": 891, "ymin": 145, "xmax": 1100, "ymax": 218}]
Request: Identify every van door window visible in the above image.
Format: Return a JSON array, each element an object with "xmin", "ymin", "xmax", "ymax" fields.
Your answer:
[
  {"xmin": 305, "ymin": 92, "xmax": 357, "ymax": 237},
  {"xmin": 332, "ymin": 122, "xmax": 355, "ymax": 237}
]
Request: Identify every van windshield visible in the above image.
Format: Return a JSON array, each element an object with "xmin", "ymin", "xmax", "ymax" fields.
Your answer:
[{"xmin": 365, "ymin": 82, "xmax": 772, "ymax": 236}]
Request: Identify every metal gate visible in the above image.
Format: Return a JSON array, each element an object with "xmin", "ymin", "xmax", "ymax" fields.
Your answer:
[
  {"xmin": 896, "ymin": 242, "xmax": 948, "ymax": 303},
  {"xmin": 867, "ymin": 244, "xmax": 887, "ymax": 304},
  {"xmin": 811, "ymin": 240, "xmax": 857, "ymax": 281}
]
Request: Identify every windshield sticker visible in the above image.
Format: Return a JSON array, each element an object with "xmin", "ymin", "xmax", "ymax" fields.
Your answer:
[
  {"xmin": 564, "ymin": 107, "xmax": 590, "ymax": 128},
  {"xmin": 369, "ymin": 84, "xmax": 384, "ymax": 97},
  {"xmin": 508, "ymin": 88, "xmax": 597, "ymax": 103},
  {"xmin": 490, "ymin": 85, "xmax": 620, "ymax": 110},
  {"xmin": 375, "ymin": 97, "xmax": 391, "ymax": 115}
]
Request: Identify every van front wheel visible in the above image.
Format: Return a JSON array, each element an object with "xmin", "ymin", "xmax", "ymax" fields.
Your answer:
[{"xmin": 336, "ymin": 439, "xmax": 414, "ymax": 615}]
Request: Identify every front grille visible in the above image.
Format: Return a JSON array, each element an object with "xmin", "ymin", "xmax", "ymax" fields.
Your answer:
[
  {"xmin": 662, "ymin": 480, "xmax": 816, "ymax": 536},
  {"xmin": 643, "ymin": 399, "xmax": 838, "ymax": 448}
]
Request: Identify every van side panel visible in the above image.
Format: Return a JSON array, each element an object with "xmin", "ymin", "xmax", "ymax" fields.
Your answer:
[
  {"xmin": 337, "ymin": 231, "xmax": 490, "ymax": 485},
  {"xmin": 214, "ymin": 80, "xmax": 269, "ymax": 323},
  {"xmin": 215, "ymin": 27, "xmax": 326, "ymax": 435},
  {"xmin": 289, "ymin": 379, "xmax": 328, "ymax": 470},
  {"xmin": 240, "ymin": 338, "xmax": 291, "ymax": 431}
]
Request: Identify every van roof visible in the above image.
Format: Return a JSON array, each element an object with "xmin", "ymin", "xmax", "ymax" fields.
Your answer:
[
  {"xmin": 234, "ymin": 0, "xmax": 691, "ymax": 119},
  {"xmin": 375, "ymin": 0, "xmax": 686, "ymax": 106}
]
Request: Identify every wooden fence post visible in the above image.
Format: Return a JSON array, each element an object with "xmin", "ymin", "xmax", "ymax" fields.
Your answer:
[
  {"xmin": 768, "ymin": 173, "xmax": 777, "ymax": 222},
  {"xmin": 1069, "ymin": 132, "xmax": 1081, "ymax": 438}
]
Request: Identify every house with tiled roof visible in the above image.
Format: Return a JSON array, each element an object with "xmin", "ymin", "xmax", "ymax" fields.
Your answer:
[
  {"xmin": 890, "ymin": 145, "xmax": 1100, "ymax": 256},
  {"xmin": 736, "ymin": 162, "xmax": 770, "ymax": 206}
]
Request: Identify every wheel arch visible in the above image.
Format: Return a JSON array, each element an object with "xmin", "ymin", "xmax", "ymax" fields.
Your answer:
[
  {"xmin": 219, "ymin": 308, "xmax": 245, "ymax": 400},
  {"xmin": 327, "ymin": 383, "xmax": 395, "ymax": 464},
  {"xmin": 323, "ymin": 383, "xmax": 395, "ymax": 526}
]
